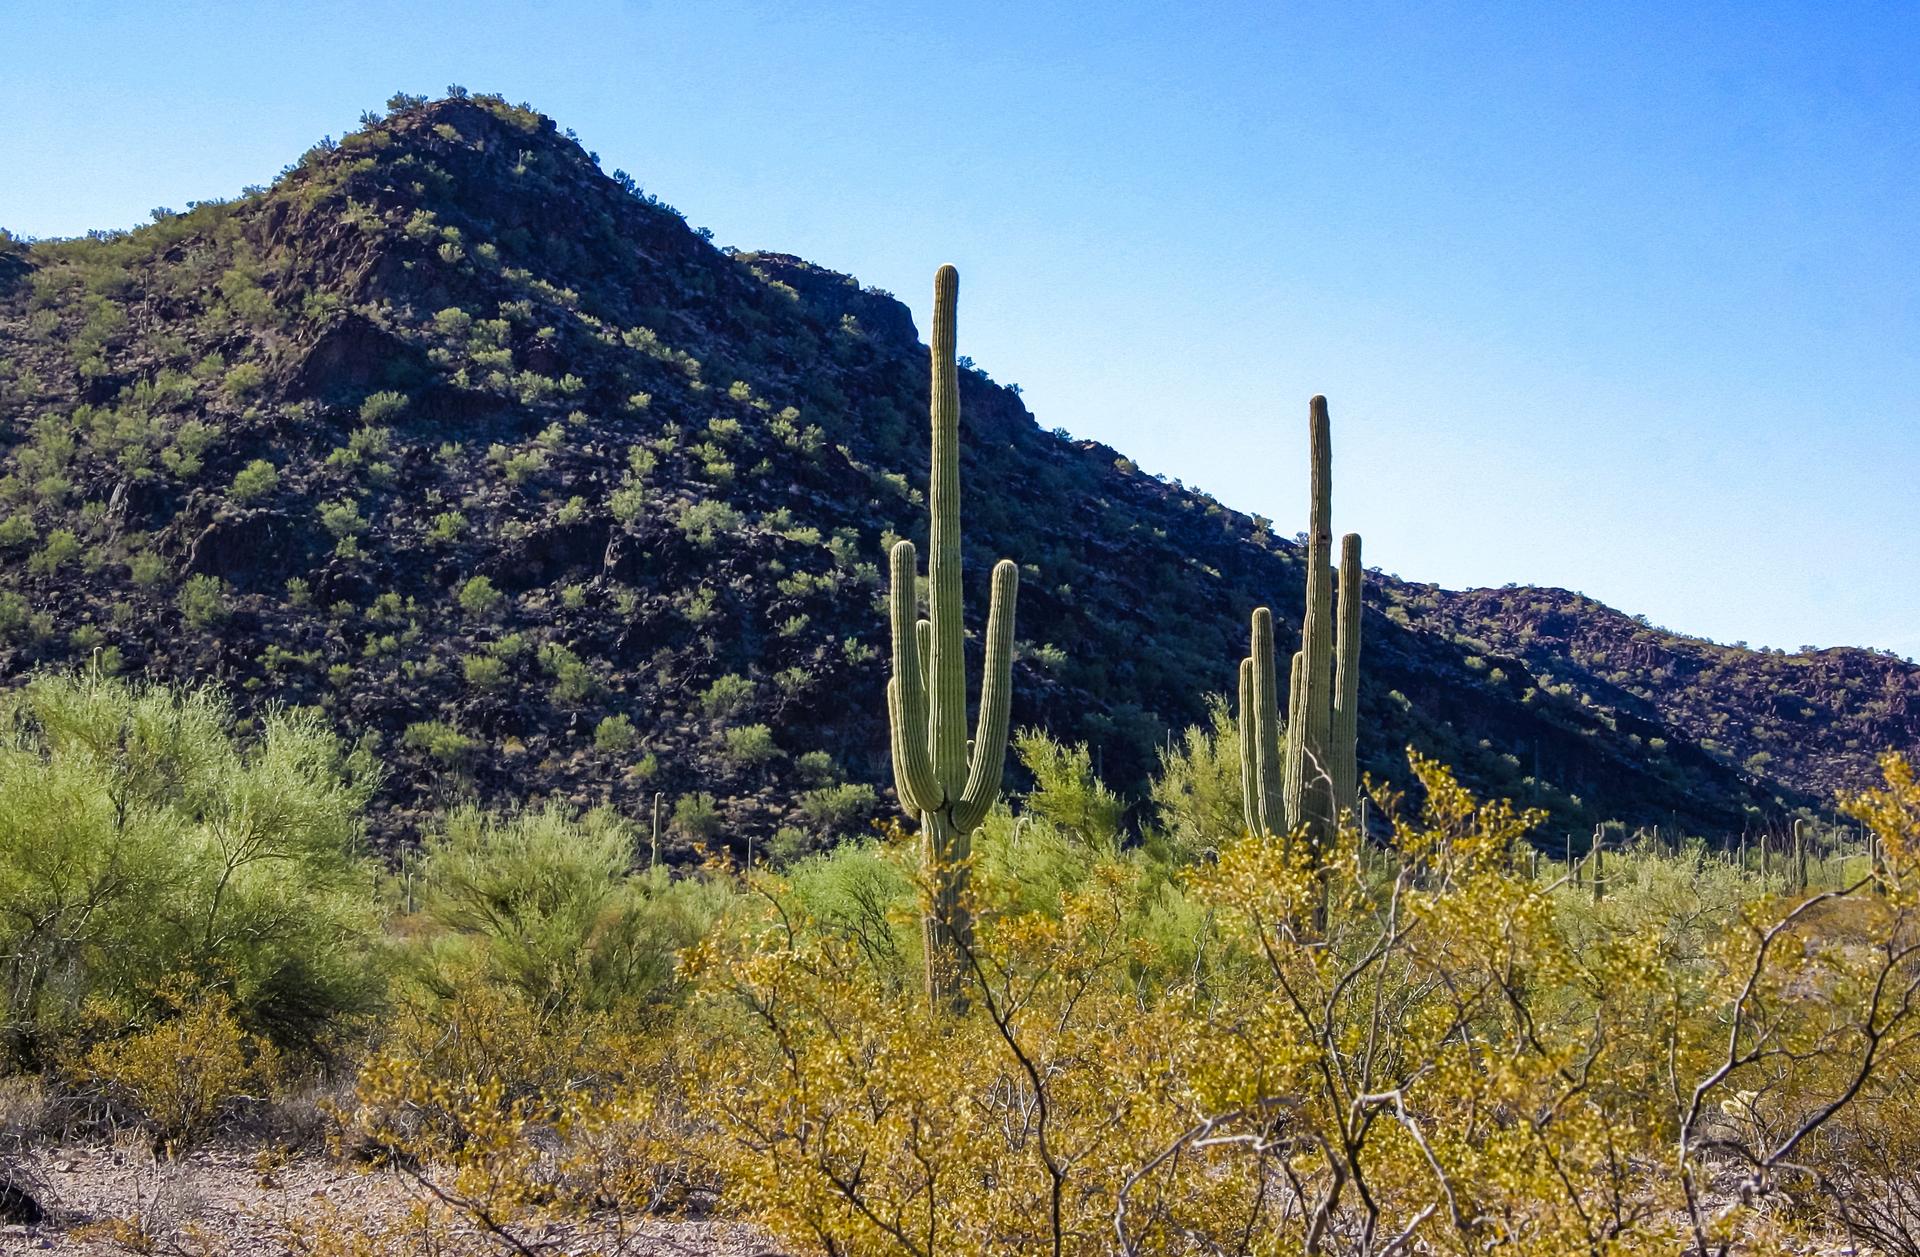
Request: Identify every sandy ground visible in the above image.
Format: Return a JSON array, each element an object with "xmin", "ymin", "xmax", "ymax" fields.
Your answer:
[{"xmin": 2, "ymin": 1140, "xmax": 776, "ymax": 1256}]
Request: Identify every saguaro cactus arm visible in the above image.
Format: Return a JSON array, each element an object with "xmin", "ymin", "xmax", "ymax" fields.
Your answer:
[
  {"xmin": 1332, "ymin": 531, "xmax": 1363, "ymax": 817},
  {"xmin": 1238, "ymin": 656, "xmax": 1260, "ymax": 835},
  {"xmin": 1239, "ymin": 607, "xmax": 1286, "ymax": 836},
  {"xmin": 954, "ymin": 558, "xmax": 1020, "ymax": 832},
  {"xmin": 887, "ymin": 539, "xmax": 939, "ymax": 815}
]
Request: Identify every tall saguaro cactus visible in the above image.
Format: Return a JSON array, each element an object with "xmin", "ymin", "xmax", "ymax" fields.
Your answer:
[
  {"xmin": 1240, "ymin": 396, "xmax": 1363, "ymax": 853},
  {"xmin": 886, "ymin": 264, "xmax": 1019, "ymax": 1009}
]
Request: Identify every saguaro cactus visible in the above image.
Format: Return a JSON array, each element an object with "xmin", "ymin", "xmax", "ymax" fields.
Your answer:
[
  {"xmin": 1240, "ymin": 396, "xmax": 1363, "ymax": 853},
  {"xmin": 1238, "ymin": 609, "xmax": 1285, "ymax": 837},
  {"xmin": 886, "ymin": 264, "xmax": 1019, "ymax": 1009},
  {"xmin": 1332, "ymin": 532, "xmax": 1363, "ymax": 822}
]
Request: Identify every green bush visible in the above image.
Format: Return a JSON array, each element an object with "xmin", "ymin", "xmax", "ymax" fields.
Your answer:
[
  {"xmin": 700, "ymin": 674, "xmax": 754, "ymax": 718},
  {"xmin": 462, "ymin": 653, "xmax": 507, "ymax": 690},
  {"xmin": 721, "ymin": 723, "xmax": 780, "ymax": 767},
  {"xmin": 401, "ymin": 720, "xmax": 481, "ymax": 769},
  {"xmin": 176, "ymin": 573, "xmax": 230, "ymax": 627},
  {"xmin": 673, "ymin": 792, "xmax": 722, "ymax": 841},
  {"xmin": 28, "ymin": 528, "xmax": 81, "ymax": 576},
  {"xmin": 0, "ymin": 669, "xmax": 384, "ymax": 1067},
  {"xmin": 595, "ymin": 713, "xmax": 638, "ymax": 752},
  {"xmin": 359, "ymin": 390, "xmax": 409, "ymax": 423},
  {"xmin": 458, "ymin": 575, "xmax": 502, "ymax": 617},
  {"xmin": 410, "ymin": 804, "xmax": 732, "ymax": 1015},
  {"xmin": 797, "ymin": 782, "xmax": 878, "ymax": 835},
  {"xmin": 229, "ymin": 458, "xmax": 279, "ymax": 503}
]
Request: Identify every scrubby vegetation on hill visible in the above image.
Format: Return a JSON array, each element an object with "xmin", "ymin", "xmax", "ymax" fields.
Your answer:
[{"xmin": 3, "ymin": 91, "xmax": 1911, "ymax": 860}]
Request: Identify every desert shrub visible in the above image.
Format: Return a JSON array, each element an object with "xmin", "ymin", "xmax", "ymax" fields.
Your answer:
[
  {"xmin": 721, "ymin": 723, "xmax": 779, "ymax": 767},
  {"xmin": 222, "ymin": 361, "xmax": 264, "ymax": 399},
  {"xmin": 671, "ymin": 752, "xmax": 1920, "ymax": 1255},
  {"xmin": 358, "ymin": 390, "xmax": 408, "ymax": 424},
  {"xmin": 1147, "ymin": 693, "xmax": 1243, "ymax": 862},
  {"xmin": 537, "ymin": 641, "xmax": 601, "ymax": 704},
  {"xmin": 672, "ymin": 792, "xmax": 722, "ymax": 841},
  {"xmin": 595, "ymin": 713, "xmax": 637, "ymax": 751},
  {"xmin": 400, "ymin": 719, "xmax": 480, "ymax": 769},
  {"xmin": 457, "ymin": 574, "xmax": 501, "ymax": 617},
  {"xmin": 317, "ymin": 498, "xmax": 367, "ymax": 544},
  {"xmin": 796, "ymin": 782, "xmax": 877, "ymax": 835},
  {"xmin": 675, "ymin": 499, "xmax": 742, "ymax": 546},
  {"xmin": 127, "ymin": 550, "xmax": 168, "ymax": 588},
  {"xmin": 28, "ymin": 528, "xmax": 81, "ymax": 576},
  {"xmin": 175, "ymin": 573, "xmax": 230, "ymax": 627},
  {"xmin": 0, "ymin": 669, "xmax": 383, "ymax": 1068},
  {"xmin": 228, "ymin": 458, "xmax": 279, "ymax": 502},
  {"xmin": 81, "ymin": 983, "xmax": 280, "ymax": 1151},
  {"xmin": 700, "ymin": 673, "xmax": 754, "ymax": 718},
  {"xmin": 1012, "ymin": 728, "xmax": 1124, "ymax": 853},
  {"xmin": 794, "ymin": 749, "xmax": 835, "ymax": 785},
  {"xmin": 408, "ymin": 804, "xmax": 732, "ymax": 1018}
]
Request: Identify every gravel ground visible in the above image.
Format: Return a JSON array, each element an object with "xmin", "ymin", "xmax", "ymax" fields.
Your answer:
[{"xmin": 2, "ymin": 1139, "xmax": 775, "ymax": 1256}]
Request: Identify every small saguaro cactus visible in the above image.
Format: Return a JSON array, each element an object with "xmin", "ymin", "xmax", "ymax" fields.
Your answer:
[
  {"xmin": 1793, "ymin": 817, "xmax": 1809, "ymax": 891},
  {"xmin": 1239, "ymin": 396, "xmax": 1363, "ymax": 855},
  {"xmin": 886, "ymin": 264, "xmax": 1019, "ymax": 1010},
  {"xmin": 1590, "ymin": 826, "xmax": 1606, "ymax": 903}
]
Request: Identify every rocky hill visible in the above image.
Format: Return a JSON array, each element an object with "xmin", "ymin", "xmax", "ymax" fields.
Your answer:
[{"xmin": 1, "ymin": 92, "xmax": 1911, "ymax": 852}]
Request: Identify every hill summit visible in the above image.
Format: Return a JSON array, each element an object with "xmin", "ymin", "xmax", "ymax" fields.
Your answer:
[{"xmin": 1, "ymin": 91, "xmax": 1914, "ymax": 849}]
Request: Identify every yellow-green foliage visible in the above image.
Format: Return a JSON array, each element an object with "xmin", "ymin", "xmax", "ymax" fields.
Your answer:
[
  {"xmin": 0, "ymin": 669, "xmax": 384, "ymax": 1068},
  {"xmin": 80, "ymin": 983, "xmax": 279, "ymax": 1150},
  {"xmin": 670, "ymin": 752, "xmax": 1920, "ymax": 1255}
]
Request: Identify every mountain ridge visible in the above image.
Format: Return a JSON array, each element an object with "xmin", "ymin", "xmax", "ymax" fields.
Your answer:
[{"xmin": 1, "ymin": 92, "xmax": 1912, "ymax": 851}]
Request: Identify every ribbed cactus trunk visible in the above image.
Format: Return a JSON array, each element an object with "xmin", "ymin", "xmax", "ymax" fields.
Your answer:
[
  {"xmin": 1285, "ymin": 397, "xmax": 1337, "ymax": 856},
  {"xmin": 1793, "ymin": 818, "xmax": 1809, "ymax": 891},
  {"xmin": 1239, "ymin": 396, "xmax": 1363, "ymax": 869},
  {"xmin": 1332, "ymin": 532, "xmax": 1363, "ymax": 820},
  {"xmin": 886, "ymin": 265, "xmax": 1019, "ymax": 1011}
]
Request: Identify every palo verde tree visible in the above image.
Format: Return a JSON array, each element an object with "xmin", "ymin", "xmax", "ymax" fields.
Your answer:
[{"xmin": 886, "ymin": 264, "xmax": 1020, "ymax": 1007}]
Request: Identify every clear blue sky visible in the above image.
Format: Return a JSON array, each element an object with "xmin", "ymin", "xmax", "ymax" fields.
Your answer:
[{"xmin": 5, "ymin": 1, "xmax": 1915, "ymax": 657}]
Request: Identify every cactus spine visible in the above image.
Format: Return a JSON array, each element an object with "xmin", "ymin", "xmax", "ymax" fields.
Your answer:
[
  {"xmin": 886, "ymin": 264, "xmax": 1019, "ymax": 1010},
  {"xmin": 1239, "ymin": 396, "xmax": 1362, "ymax": 854}
]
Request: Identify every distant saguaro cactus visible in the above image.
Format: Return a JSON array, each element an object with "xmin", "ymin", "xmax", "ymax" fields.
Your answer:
[
  {"xmin": 1239, "ymin": 396, "xmax": 1363, "ymax": 856},
  {"xmin": 1591, "ymin": 826, "xmax": 1606, "ymax": 903},
  {"xmin": 886, "ymin": 264, "xmax": 1019, "ymax": 1010}
]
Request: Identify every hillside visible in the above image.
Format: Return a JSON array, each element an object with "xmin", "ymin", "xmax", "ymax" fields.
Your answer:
[
  {"xmin": 0, "ymin": 91, "xmax": 1909, "ymax": 852},
  {"xmin": 1407, "ymin": 584, "xmax": 1920, "ymax": 808}
]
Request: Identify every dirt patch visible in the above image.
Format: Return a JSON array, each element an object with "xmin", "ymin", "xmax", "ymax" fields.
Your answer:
[{"xmin": 6, "ymin": 1139, "xmax": 771, "ymax": 1256}]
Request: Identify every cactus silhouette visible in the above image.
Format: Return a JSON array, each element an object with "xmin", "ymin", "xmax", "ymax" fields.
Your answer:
[
  {"xmin": 886, "ymin": 264, "xmax": 1019, "ymax": 1009},
  {"xmin": 1240, "ymin": 396, "xmax": 1363, "ymax": 855}
]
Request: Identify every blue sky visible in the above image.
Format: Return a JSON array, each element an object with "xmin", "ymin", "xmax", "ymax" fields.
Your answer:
[{"xmin": 4, "ymin": 1, "xmax": 1915, "ymax": 656}]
